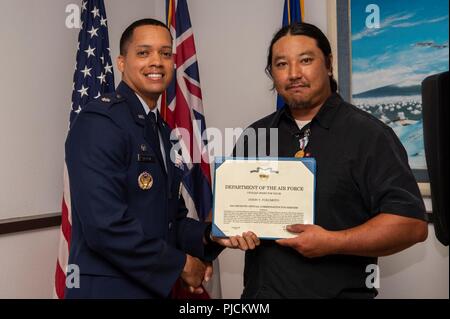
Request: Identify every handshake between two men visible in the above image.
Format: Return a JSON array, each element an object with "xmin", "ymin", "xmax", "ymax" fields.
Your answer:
[{"xmin": 180, "ymin": 232, "xmax": 261, "ymax": 294}]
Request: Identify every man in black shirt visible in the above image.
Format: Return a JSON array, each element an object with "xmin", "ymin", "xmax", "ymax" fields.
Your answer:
[{"xmin": 236, "ymin": 22, "xmax": 428, "ymax": 298}]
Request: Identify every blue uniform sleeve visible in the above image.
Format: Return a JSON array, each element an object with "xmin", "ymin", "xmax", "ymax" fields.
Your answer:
[
  {"xmin": 66, "ymin": 111, "xmax": 186, "ymax": 297},
  {"xmin": 174, "ymin": 197, "xmax": 224, "ymax": 261}
]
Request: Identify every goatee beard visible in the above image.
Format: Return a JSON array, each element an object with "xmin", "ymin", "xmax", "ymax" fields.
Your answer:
[{"xmin": 287, "ymin": 99, "xmax": 313, "ymax": 110}]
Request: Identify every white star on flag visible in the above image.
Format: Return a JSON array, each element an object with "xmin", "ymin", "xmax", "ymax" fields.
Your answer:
[
  {"xmin": 100, "ymin": 16, "xmax": 107, "ymax": 27},
  {"xmin": 84, "ymin": 45, "xmax": 96, "ymax": 58},
  {"xmin": 91, "ymin": 6, "xmax": 100, "ymax": 18},
  {"xmin": 97, "ymin": 72, "xmax": 106, "ymax": 84},
  {"xmin": 78, "ymin": 85, "xmax": 89, "ymax": 98},
  {"xmin": 81, "ymin": 1, "xmax": 87, "ymax": 12},
  {"xmin": 104, "ymin": 62, "xmax": 113, "ymax": 74},
  {"xmin": 74, "ymin": 106, "xmax": 82, "ymax": 114},
  {"xmin": 80, "ymin": 65, "xmax": 92, "ymax": 78},
  {"xmin": 87, "ymin": 26, "xmax": 99, "ymax": 38}
]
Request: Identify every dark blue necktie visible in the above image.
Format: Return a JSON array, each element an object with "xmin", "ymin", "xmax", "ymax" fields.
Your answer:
[
  {"xmin": 147, "ymin": 112, "xmax": 165, "ymax": 169},
  {"xmin": 148, "ymin": 112, "xmax": 159, "ymax": 138}
]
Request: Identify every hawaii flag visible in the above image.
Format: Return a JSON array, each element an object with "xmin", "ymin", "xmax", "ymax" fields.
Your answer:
[{"xmin": 162, "ymin": 0, "xmax": 222, "ymax": 299}]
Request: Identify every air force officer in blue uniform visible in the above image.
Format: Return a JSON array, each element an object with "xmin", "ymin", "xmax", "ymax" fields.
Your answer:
[{"xmin": 65, "ymin": 19, "xmax": 257, "ymax": 299}]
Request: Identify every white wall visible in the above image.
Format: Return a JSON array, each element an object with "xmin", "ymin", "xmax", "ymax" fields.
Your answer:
[
  {"xmin": 0, "ymin": 0, "xmax": 447, "ymax": 299},
  {"xmin": 0, "ymin": 0, "xmax": 76, "ymax": 220},
  {"xmin": 0, "ymin": 228, "xmax": 60, "ymax": 298},
  {"xmin": 378, "ymin": 225, "xmax": 449, "ymax": 299}
]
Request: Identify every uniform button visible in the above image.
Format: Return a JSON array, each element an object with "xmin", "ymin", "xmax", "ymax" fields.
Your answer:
[{"xmin": 168, "ymin": 222, "xmax": 173, "ymax": 230}]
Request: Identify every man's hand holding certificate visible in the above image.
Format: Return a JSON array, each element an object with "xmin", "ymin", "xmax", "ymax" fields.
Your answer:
[{"xmin": 212, "ymin": 158, "xmax": 316, "ymax": 239}]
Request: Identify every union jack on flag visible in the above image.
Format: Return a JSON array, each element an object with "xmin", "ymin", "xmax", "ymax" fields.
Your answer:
[{"xmin": 54, "ymin": 0, "xmax": 115, "ymax": 299}]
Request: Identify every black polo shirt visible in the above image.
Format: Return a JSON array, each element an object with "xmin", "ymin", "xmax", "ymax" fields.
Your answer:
[{"xmin": 236, "ymin": 93, "xmax": 426, "ymax": 298}]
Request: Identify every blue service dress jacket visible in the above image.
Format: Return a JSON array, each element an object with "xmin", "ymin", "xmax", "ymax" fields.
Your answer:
[{"xmin": 65, "ymin": 81, "xmax": 221, "ymax": 298}]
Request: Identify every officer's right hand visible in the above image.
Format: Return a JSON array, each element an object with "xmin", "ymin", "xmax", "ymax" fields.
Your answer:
[{"xmin": 181, "ymin": 254, "xmax": 206, "ymax": 294}]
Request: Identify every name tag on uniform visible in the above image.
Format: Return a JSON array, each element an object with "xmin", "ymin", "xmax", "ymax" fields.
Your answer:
[{"xmin": 137, "ymin": 154, "xmax": 155, "ymax": 163}]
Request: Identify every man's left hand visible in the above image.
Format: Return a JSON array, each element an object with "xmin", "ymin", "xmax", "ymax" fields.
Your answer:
[
  {"xmin": 213, "ymin": 232, "xmax": 260, "ymax": 251},
  {"xmin": 276, "ymin": 224, "xmax": 337, "ymax": 258}
]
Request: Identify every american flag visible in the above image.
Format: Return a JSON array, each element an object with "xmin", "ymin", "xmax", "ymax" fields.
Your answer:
[
  {"xmin": 277, "ymin": 0, "xmax": 304, "ymax": 109},
  {"xmin": 162, "ymin": 0, "xmax": 221, "ymax": 299},
  {"xmin": 54, "ymin": 0, "xmax": 115, "ymax": 299}
]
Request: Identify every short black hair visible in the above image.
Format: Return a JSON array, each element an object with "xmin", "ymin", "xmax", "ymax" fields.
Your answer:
[
  {"xmin": 265, "ymin": 22, "xmax": 338, "ymax": 93},
  {"xmin": 120, "ymin": 18, "xmax": 172, "ymax": 55}
]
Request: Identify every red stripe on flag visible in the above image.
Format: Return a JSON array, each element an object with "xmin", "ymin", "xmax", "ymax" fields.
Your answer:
[
  {"xmin": 61, "ymin": 196, "xmax": 72, "ymax": 247},
  {"xmin": 175, "ymin": 83, "xmax": 194, "ymax": 153},
  {"xmin": 200, "ymin": 160, "xmax": 212, "ymax": 184},
  {"xmin": 161, "ymin": 91, "xmax": 175, "ymax": 128},
  {"xmin": 184, "ymin": 77, "xmax": 202, "ymax": 100},
  {"xmin": 176, "ymin": 35, "xmax": 196, "ymax": 66},
  {"xmin": 55, "ymin": 261, "xmax": 66, "ymax": 299}
]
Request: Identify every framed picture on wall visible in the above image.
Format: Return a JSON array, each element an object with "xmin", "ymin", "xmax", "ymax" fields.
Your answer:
[{"xmin": 335, "ymin": 0, "xmax": 449, "ymax": 190}]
